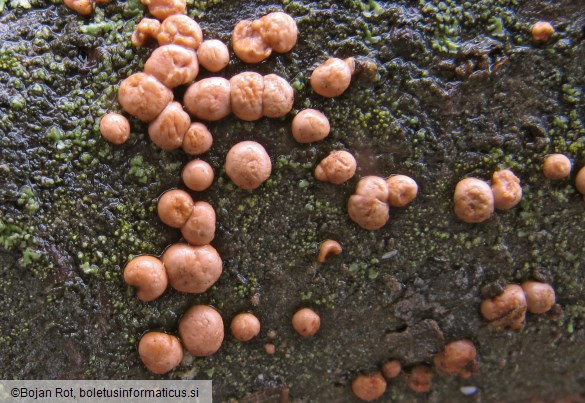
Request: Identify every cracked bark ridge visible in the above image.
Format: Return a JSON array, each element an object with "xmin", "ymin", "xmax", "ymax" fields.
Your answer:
[{"xmin": 384, "ymin": 319, "xmax": 445, "ymax": 365}]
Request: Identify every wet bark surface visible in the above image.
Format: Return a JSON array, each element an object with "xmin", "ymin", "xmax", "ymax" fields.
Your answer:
[{"xmin": 1, "ymin": 0, "xmax": 584, "ymax": 401}]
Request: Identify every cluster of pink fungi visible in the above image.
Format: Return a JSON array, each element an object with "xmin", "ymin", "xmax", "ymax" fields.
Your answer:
[
  {"xmin": 351, "ymin": 279, "xmax": 556, "ymax": 401},
  {"xmin": 98, "ymin": 0, "xmax": 348, "ymax": 376},
  {"xmin": 351, "ymin": 277, "xmax": 556, "ymax": 401},
  {"xmin": 81, "ymin": 0, "xmax": 572, "ymax": 397},
  {"xmin": 481, "ymin": 281, "xmax": 556, "ymax": 332},
  {"xmin": 454, "ymin": 154, "xmax": 585, "ymax": 224},
  {"xmin": 351, "ymin": 339, "xmax": 479, "ymax": 400}
]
